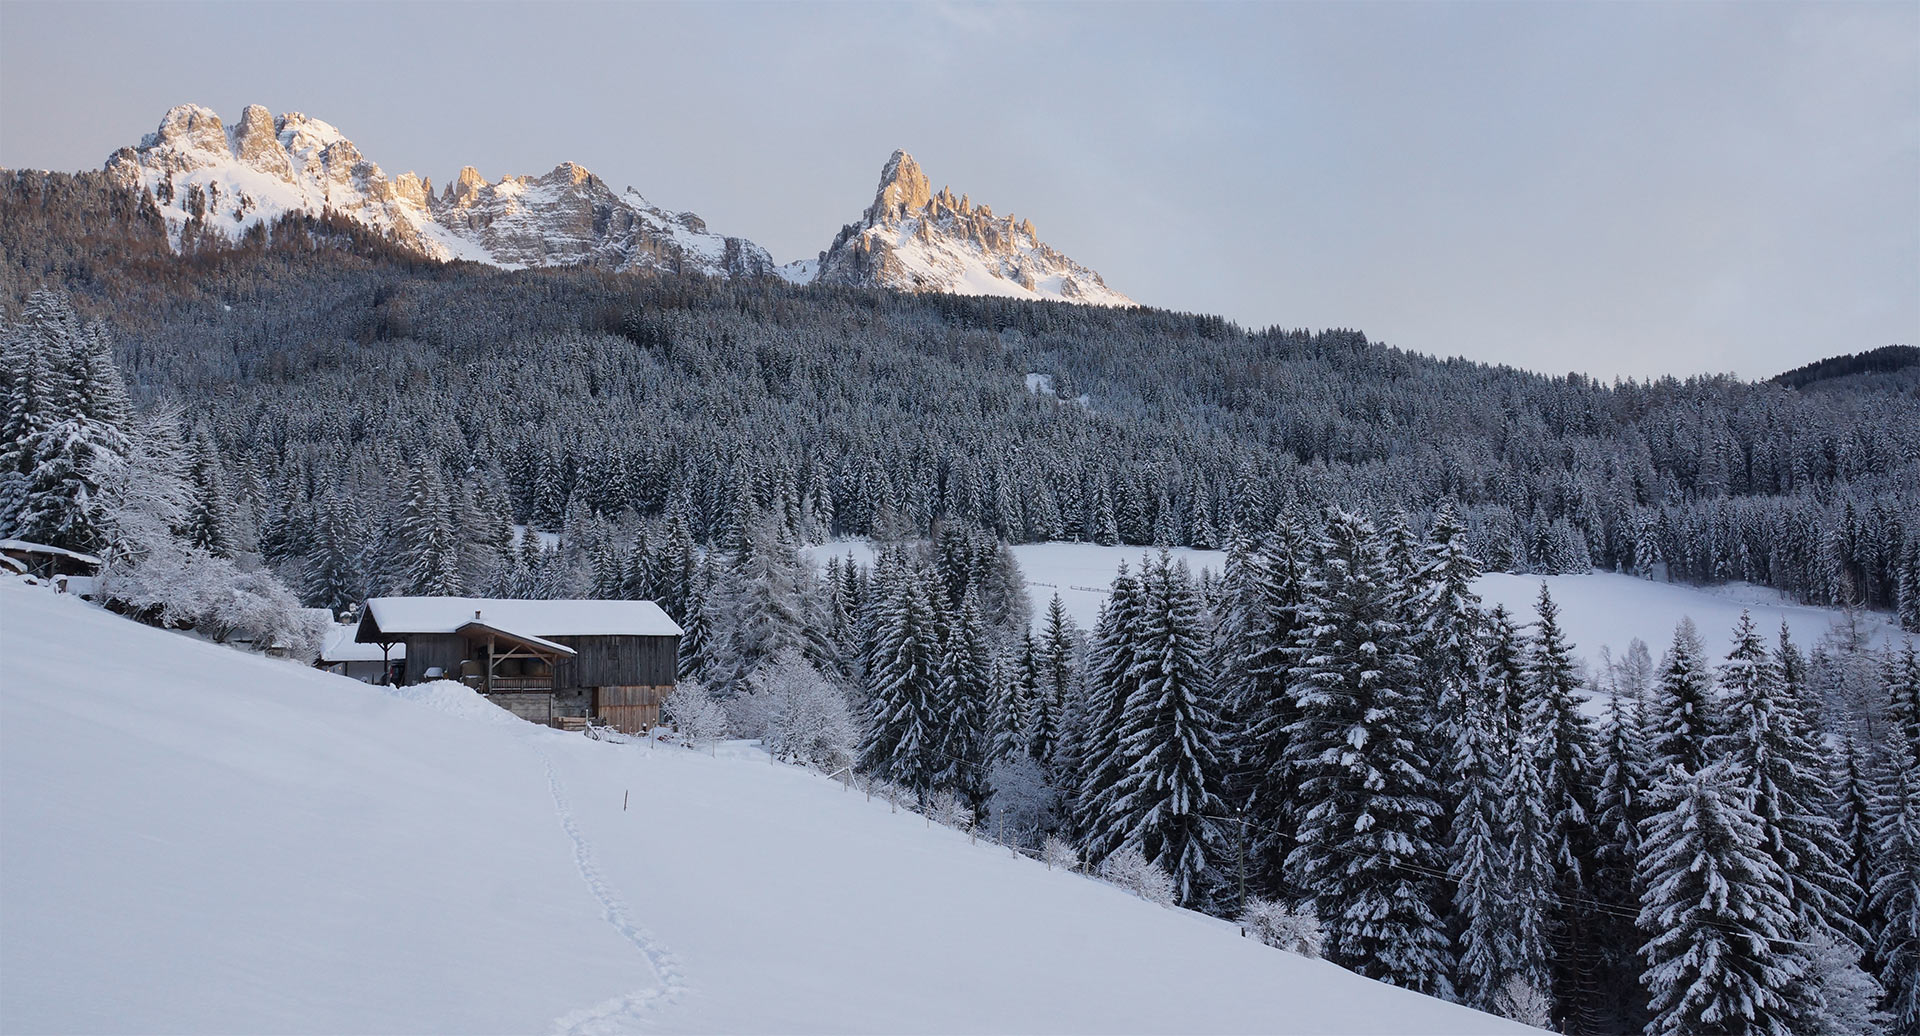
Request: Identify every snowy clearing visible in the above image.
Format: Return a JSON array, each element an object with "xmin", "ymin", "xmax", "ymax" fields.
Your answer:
[
  {"xmin": 805, "ymin": 540, "xmax": 1907, "ymax": 667},
  {"xmin": 0, "ymin": 579, "xmax": 1530, "ymax": 1035}
]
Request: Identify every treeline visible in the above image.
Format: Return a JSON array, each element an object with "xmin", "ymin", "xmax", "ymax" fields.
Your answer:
[{"xmin": 1, "ymin": 171, "xmax": 1917, "ymax": 626}]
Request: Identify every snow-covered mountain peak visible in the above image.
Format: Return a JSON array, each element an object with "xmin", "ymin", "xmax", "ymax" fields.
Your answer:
[
  {"xmin": 814, "ymin": 150, "xmax": 1133, "ymax": 308},
  {"xmin": 105, "ymin": 103, "xmax": 773, "ymax": 278}
]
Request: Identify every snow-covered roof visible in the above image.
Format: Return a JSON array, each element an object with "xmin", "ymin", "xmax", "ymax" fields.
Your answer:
[
  {"xmin": 322, "ymin": 624, "xmax": 403, "ymax": 663},
  {"xmin": 0, "ymin": 539, "xmax": 103, "ymax": 566},
  {"xmin": 455, "ymin": 620, "xmax": 576, "ymax": 658},
  {"xmin": 359, "ymin": 597, "xmax": 683, "ymax": 640}
]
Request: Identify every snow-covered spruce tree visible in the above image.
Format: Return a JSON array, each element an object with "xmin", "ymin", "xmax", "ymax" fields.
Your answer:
[
  {"xmin": 1100, "ymin": 554, "xmax": 1229, "ymax": 908},
  {"xmin": 1887, "ymin": 640, "xmax": 1920, "ymax": 759},
  {"xmin": 1417, "ymin": 505, "xmax": 1485, "ymax": 743},
  {"xmin": 1242, "ymin": 511, "xmax": 1312, "ymax": 899},
  {"xmin": 1637, "ymin": 759, "xmax": 1809, "ymax": 1036},
  {"xmin": 1501, "ymin": 714, "xmax": 1562, "ymax": 1024},
  {"xmin": 1074, "ymin": 560, "xmax": 1143, "ymax": 855},
  {"xmin": 184, "ymin": 420, "xmax": 235, "ymax": 557},
  {"xmin": 302, "ymin": 494, "xmax": 365, "ymax": 616},
  {"xmin": 1450, "ymin": 685, "xmax": 1520, "ymax": 1015},
  {"xmin": 937, "ymin": 597, "xmax": 994, "ymax": 809},
  {"xmin": 1, "ymin": 290, "xmax": 129, "ymax": 553},
  {"xmin": 397, "ymin": 465, "xmax": 461, "ymax": 596},
  {"xmin": 1868, "ymin": 737, "xmax": 1920, "ymax": 1035},
  {"xmin": 1211, "ymin": 522, "xmax": 1271, "ymax": 908},
  {"xmin": 992, "ymin": 631, "xmax": 1037, "ymax": 762},
  {"xmin": 1525, "ymin": 582, "xmax": 1603, "ymax": 1032},
  {"xmin": 1592, "ymin": 688, "xmax": 1654, "ymax": 1033},
  {"xmin": 858, "ymin": 567, "xmax": 946, "ymax": 801},
  {"xmin": 1716, "ymin": 611, "xmax": 1864, "ymax": 951},
  {"xmin": 1650, "ymin": 617, "xmax": 1719, "ymax": 777},
  {"xmin": 1031, "ymin": 593, "xmax": 1076, "ymax": 765},
  {"xmin": 87, "ymin": 405, "xmax": 191, "ymax": 568},
  {"xmin": 1483, "ymin": 603, "xmax": 1530, "ymax": 736},
  {"xmin": 1283, "ymin": 510, "xmax": 1452, "ymax": 998}
]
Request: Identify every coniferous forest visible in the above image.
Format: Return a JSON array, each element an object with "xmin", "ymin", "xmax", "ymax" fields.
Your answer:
[{"xmin": 4, "ymin": 169, "xmax": 1919, "ymax": 1034}]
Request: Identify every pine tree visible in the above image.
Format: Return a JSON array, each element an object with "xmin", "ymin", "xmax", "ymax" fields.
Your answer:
[
  {"xmin": 938, "ymin": 596, "xmax": 994, "ymax": 808},
  {"xmin": 1868, "ymin": 737, "xmax": 1920, "ymax": 1035},
  {"xmin": 1887, "ymin": 641, "xmax": 1920, "ymax": 758},
  {"xmin": 1076, "ymin": 560, "xmax": 1143, "ymax": 854},
  {"xmin": 859, "ymin": 568, "xmax": 945, "ymax": 799},
  {"xmin": 1637, "ymin": 760, "xmax": 1810, "ymax": 1036},
  {"xmin": 398, "ymin": 466, "xmax": 461, "ymax": 596},
  {"xmin": 1592, "ymin": 690, "xmax": 1653, "ymax": 1033},
  {"xmin": 992, "ymin": 632, "xmax": 1037, "ymax": 762},
  {"xmin": 1526, "ymin": 583, "xmax": 1602, "ymax": 1032},
  {"xmin": 1031, "ymin": 594, "xmax": 1075, "ymax": 765},
  {"xmin": 1243, "ymin": 512, "xmax": 1312, "ymax": 898},
  {"xmin": 1450, "ymin": 685, "xmax": 1520, "ymax": 1014},
  {"xmin": 1500, "ymin": 722, "xmax": 1560, "ymax": 1023},
  {"xmin": 1102, "ymin": 554, "xmax": 1229, "ymax": 907},
  {"xmin": 302, "ymin": 494, "xmax": 364, "ymax": 614},
  {"xmin": 1717, "ymin": 611, "xmax": 1863, "ymax": 949},
  {"xmin": 1650, "ymin": 618, "xmax": 1718, "ymax": 776},
  {"xmin": 1284, "ymin": 510, "xmax": 1452, "ymax": 997},
  {"xmin": 184, "ymin": 421, "xmax": 235, "ymax": 557}
]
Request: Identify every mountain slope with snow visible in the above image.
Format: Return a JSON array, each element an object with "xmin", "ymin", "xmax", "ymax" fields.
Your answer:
[
  {"xmin": 104, "ymin": 104, "xmax": 773, "ymax": 276},
  {"xmin": 0, "ymin": 579, "xmax": 1529, "ymax": 1035},
  {"xmin": 811, "ymin": 150, "xmax": 1134, "ymax": 307}
]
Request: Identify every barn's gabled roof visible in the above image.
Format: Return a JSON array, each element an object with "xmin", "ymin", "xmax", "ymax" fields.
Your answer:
[
  {"xmin": 0, "ymin": 539, "xmax": 103, "ymax": 567},
  {"xmin": 356, "ymin": 597, "xmax": 684, "ymax": 643},
  {"xmin": 321, "ymin": 623, "xmax": 404, "ymax": 663}
]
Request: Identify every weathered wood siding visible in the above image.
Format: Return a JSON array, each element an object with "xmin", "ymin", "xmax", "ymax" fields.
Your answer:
[
  {"xmin": 549, "ymin": 635, "xmax": 679, "ymax": 689},
  {"xmin": 403, "ymin": 634, "xmax": 469, "ymax": 685},
  {"xmin": 595, "ymin": 685, "xmax": 672, "ymax": 734}
]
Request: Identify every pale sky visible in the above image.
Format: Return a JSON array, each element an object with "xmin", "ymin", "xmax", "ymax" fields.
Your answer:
[{"xmin": 2, "ymin": 1, "xmax": 1914, "ymax": 380}]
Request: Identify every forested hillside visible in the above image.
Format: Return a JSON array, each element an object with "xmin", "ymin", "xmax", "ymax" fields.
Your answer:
[{"xmin": 3, "ymin": 170, "xmax": 1915, "ymax": 625}]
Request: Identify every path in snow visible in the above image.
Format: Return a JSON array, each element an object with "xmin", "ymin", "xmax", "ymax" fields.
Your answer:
[{"xmin": 540, "ymin": 748, "xmax": 688, "ymax": 1035}]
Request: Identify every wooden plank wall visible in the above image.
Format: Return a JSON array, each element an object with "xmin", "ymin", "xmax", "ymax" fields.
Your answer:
[
  {"xmin": 404, "ymin": 634, "xmax": 468, "ymax": 684},
  {"xmin": 550, "ymin": 635, "xmax": 680, "ymax": 688},
  {"xmin": 595, "ymin": 685, "xmax": 672, "ymax": 734}
]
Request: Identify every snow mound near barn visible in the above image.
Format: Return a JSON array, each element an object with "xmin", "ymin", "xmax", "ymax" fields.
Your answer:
[{"xmin": 0, "ymin": 579, "xmax": 1532, "ymax": 1034}]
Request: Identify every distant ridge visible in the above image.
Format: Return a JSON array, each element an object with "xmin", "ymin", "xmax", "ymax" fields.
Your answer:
[{"xmin": 1770, "ymin": 344, "xmax": 1918, "ymax": 389}]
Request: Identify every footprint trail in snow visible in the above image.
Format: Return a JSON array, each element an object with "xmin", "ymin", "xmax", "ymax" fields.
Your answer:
[{"xmin": 540, "ymin": 748, "xmax": 687, "ymax": 1035}]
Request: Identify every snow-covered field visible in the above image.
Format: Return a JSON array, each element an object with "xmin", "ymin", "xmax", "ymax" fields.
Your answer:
[
  {"xmin": 806, "ymin": 540, "xmax": 1907, "ymax": 667},
  {"xmin": 0, "ymin": 580, "xmax": 1528, "ymax": 1035}
]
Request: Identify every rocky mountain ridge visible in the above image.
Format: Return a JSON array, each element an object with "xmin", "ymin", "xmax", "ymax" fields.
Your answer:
[{"xmin": 100, "ymin": 104, "xmax": 1128, "ymax": 305}]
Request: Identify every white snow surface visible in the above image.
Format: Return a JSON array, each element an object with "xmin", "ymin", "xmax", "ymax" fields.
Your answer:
[
  {"xmin": 806, "ymin": 540, "xmax": 1907, "ymax": 668},
  {"xmin": 0, "ymin": 579, "xmax": 1532, "ymax": 1035},
  {"xmin": 363, "ymin": 596, "xmax": 684, "ymax": 638}
]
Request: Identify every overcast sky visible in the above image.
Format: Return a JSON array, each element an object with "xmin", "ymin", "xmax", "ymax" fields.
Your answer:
[{"xmin": 2, "ymin": 1, "xmax": 1914, "ymax": 380}]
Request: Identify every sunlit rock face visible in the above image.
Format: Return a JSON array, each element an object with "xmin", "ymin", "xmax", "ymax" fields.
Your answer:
[
  {"xmin": 105, "ymin": 103, "xmax": 771, "ymax": 276},
  {"xmin": 810, "ymin": 149, "xmax": 1133, "ymax": 308}
]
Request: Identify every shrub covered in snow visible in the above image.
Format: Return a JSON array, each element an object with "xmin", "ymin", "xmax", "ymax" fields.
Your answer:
[
  {"xmin": 987, "ymin": 754, "xmax": 1058, "ymax": 846},
  {"xmin": 751, "ymin": 649, "xmax": 858, "ymax": 772},
  {"xmin": 97, "ymin": 546, "xmax": 325, "ymax": 660},
  {"xmin": 1239, "ymin": 897, "xmax": 1323, "ymax": 958},
  {"xmin": 927, "ymin": 789, "xmax": 976, "ymax": 830},
  {"xmin": 1099, "ymin": 847, "xmax": 1175, "ymax": 906},
  {"xmin": 661, "ymin": 679, "xmax": 730, "ymax": 743},
  {"xmin": 1041, "ymin": 836, "xmax": 1081, "ymax": 872},
  {"xmin": 1492, "ymin": 976, "xmax": 1554, "ymax": 1030}
]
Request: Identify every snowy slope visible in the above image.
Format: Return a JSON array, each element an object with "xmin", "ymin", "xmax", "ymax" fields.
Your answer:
[
  {"xmin": 806, "ymin": 540, "xmax": 1906, "ymax": 668},
  {"xmin": 809, "ymin": 151, "xmax": 1134, "ymax": 307},
  {"xmin": 0, "ymin": 579, "xmax": 1530, "ymax": 1035}
]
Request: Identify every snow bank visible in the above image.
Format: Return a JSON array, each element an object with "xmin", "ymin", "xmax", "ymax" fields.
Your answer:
[
  {"xmin": 1, "ymin": 579, "xmax": 1531, "ymax": 1034},
  {"xmin": 381, "ymin": 678, "xmax": 529, "ymax": 727}
]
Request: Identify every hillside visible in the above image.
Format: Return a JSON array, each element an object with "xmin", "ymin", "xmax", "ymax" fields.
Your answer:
[{"xmin": 0, "ymin": 580, "xmax": 1532, "ymax": 1035}]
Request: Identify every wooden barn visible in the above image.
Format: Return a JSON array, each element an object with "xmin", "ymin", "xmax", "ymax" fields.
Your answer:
[{"xmin": 354, "ymin": 597, "xmax": 682, "ymax": 732}]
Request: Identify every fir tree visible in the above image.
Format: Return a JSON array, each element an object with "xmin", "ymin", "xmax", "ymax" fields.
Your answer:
[
  {"xmin": 1031, "ymin": 594, "xmax": 1075, "ymax": 765},
  {"xmin": 1650, "ymin": 618, "xmax": 1718, "ymax": 776},
  {"xmin": 1102, "ymin": 554, "xmax": 1229, "ymax": 907},
  {"xmin": 1637, "ymin": 760, "xmax": 1810, "ymax": 1036},
  {"xmin": 1076, "ymin": 561, "xmax": 1143, "ymax": 854},
  {"xmin": 1242, "ymin": 511, "xmax": 1312, "ymax": 898},
  {"xmin": 184, "ymin": 421, "xmax": 235, "ymax": 557},
  {"xmin": 1868, "ymin": 738, "xmax": 1920, "ymax": 1035},
  {"xmin": 859, "ymin": 568, "xmax": 945, "ymax": 799},
  {"xmin": 1284, "ymin": 510, "xmax": 1452, "ymax": 997},
  {"xmin": 1450, "ymin": 686, "xmax": 1519, "ymax": 1014},
  {"xmin": 398, "ymin": 465, "xmax": 461, "ymax": 596},
  {"xmin": 938, "ymin": 596, "xmax": 994, "ymax": 809}
]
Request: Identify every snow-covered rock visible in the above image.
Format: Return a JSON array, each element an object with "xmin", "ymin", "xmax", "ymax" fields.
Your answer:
[
  {"xmin": 105, "ymin": 104, "xmax": 770, "ymax": 276},
  {"xmin": 809, "ymin": 150, "xmax": 1134, "ymax": 307}
]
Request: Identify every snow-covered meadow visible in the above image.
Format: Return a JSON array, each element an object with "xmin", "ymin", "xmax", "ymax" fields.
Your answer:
[
  {"xmin": 806, "ymin": 539, "xmax": 1907, "ymax": 669},
  {"xmin": 0, "ymin": 580, "xmax": 1531, "ymax": 1035}
]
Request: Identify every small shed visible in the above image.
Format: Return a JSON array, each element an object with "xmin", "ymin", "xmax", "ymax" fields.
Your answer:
[
  {"xmin": 355, "ymin": 597, "xmax": 682, "ymax": 732},
  {"xmin": 319, "ymin": 623, "xmax": 405, "ymax": 683},
  {"xmin": 0, "ymin": 539, "xmax": 103, "ymax": 580}
]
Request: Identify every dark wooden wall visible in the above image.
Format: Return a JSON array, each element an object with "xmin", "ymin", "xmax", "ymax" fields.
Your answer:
[
  {"xmin": 403, "ymin": 634, "xmax": 469, "ymax": 684},
  {"xmin": 550, "ymin": 635, "xmax": 679, "ymax": 689}
]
